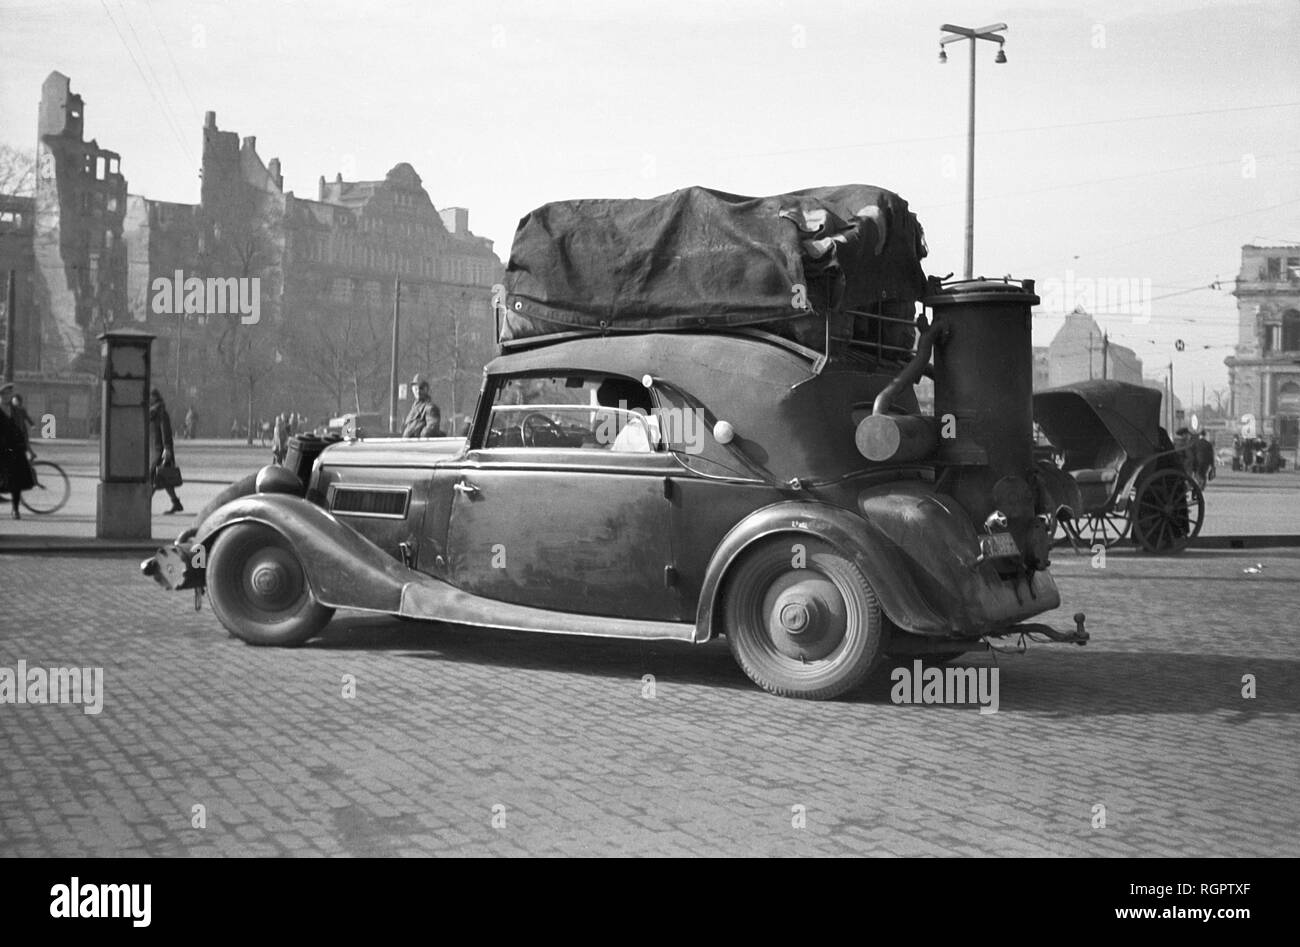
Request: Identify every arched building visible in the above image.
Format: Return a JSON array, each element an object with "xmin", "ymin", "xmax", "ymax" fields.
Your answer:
[{"xmin": 1226, "ymin": 244, "xmax": 1300, "ymax": 450}]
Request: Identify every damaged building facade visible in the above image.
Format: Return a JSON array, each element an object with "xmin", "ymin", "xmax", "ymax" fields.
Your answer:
[
  {"xmin": 1, "ymin": 72, "xmax": 124, "ymax": 435},
  {"xmin": 1, "ymin": 72, "xmax": 502, "ymax": 437}
]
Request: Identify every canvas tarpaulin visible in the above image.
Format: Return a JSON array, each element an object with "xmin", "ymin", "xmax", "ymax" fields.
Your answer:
[{"xmin": 500, "ymin": 184, "xmax": 928, "ymax": 343}]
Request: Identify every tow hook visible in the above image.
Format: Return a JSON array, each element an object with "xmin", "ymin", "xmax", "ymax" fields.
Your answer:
[{"xmin": 1031, "ymin": 612, "xmax": 1088, "ymax": 645}]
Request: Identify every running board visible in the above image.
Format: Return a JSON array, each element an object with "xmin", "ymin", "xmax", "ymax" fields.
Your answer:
[{"xmin": 398, "ymin": 575, "xmax": 697, "ymax": 642}]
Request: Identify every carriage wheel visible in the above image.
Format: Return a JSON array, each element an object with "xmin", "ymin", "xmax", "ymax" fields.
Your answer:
[
  {"xmin": 1131, "ymin": 470, "xmax": 1205, "ymax": 554},
  {"xmin": 1075, "ymin": 511, "xmax": 1131, "ymax": 549}
]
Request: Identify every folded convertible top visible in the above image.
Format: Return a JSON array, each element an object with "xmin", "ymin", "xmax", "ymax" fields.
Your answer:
[{"xmin": 499, "ymin": 184, "xmax": 928, "ymax": 345}]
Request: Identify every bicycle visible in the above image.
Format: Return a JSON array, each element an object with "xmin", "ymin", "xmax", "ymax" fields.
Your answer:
[{"xmin": 0, "ymin": 458, "xmax": 71, "ymax": 514}]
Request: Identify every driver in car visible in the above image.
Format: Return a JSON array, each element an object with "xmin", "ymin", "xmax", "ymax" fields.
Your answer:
[{"xmin": 594, "ymin": 377, "xmax": 658, "ymax": 452}]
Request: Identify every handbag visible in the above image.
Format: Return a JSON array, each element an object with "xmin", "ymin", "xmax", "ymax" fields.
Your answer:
[{"xmin": 154, "ymin": 463, "xmax": 184, "ymax": 488}]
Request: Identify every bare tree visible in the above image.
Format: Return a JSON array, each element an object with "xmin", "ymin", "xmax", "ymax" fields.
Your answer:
[
  {"xmin": 288, "ymin": 300, "xmax": 387, "ymax": 419},
  {"xmin": 197, "ymin": 203, "xmax": 282, "ymax": 442},
  {"xmin": 0, "ymin": 145, "xmax": 35, "ymax": 196},
  {"xmin": 431, "ymin": 292, "xmax": 491, "ymax": 432}
]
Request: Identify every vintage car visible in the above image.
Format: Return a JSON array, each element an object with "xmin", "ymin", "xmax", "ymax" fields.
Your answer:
[{"xmin": 144, "ymin": 185, "xmax": 1088, "ymax": 699}]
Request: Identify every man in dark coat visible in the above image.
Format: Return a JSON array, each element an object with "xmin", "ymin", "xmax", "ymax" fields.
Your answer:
[
  {"xmin": 1190, "ymin": 432, "xmax": 1215, "ymax": 488},
  {"xmin": 402, "ymin": 374, "xmax": 444, "ymax": 438},
  {"xmin": 149, "ymin": 388, "xmax": 183, "ymax": 514},
  {"xmin": 0, "ymin": 381, "xmax": 36, "ymax": 519}
]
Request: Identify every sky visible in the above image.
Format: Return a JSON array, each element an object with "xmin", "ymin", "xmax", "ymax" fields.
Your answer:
[{"xmin": 2, "ymin": 0, "xmax": 1297, "ymax": 405}]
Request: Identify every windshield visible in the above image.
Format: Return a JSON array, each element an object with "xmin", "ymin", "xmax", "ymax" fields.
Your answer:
[{"xmin": 483, "ymin": 374, "xmax": 661, "ymax": 451}]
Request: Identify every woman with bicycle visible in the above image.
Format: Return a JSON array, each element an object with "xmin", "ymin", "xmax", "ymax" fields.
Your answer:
[{"xmin": 0, "ymin": 381, "xmax": 36, "ymax": 519}]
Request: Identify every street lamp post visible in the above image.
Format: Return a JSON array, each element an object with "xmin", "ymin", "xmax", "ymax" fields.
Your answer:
[
  {"xmin": 939, "ymin": 22, "xmax": 1008, "ymax": 280},
  {"xmin": 389, "ymin": 277, "xmax": 401, "ymax": 435}
]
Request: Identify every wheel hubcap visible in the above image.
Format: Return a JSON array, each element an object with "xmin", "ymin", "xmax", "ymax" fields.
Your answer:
[
  {"xmin": 764, "ymin": 575, "xmax": 847, "ymax": 661},
  {"xmin": 779, "ymin": 600, "xmax": 812, "ymax": 633},
  {"xmin": 251, "ymin": 562, "xmax": 286, "ymax": 596},
  {"xmin": 243, "ymin": 548, "xmax": 303, "ymax": 612}
]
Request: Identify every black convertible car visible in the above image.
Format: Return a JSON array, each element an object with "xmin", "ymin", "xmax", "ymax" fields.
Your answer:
[{"xmin": 144, "ymin": 185, "xmax": 1087, "ymax": 699}]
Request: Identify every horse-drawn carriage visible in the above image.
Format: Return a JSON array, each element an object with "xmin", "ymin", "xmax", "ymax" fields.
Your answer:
[{"xmin": 1034, "ymin": 380, "xmax": 1205, "ymax": 554}]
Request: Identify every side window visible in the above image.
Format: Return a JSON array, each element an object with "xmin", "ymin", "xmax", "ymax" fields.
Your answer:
[{"xmin": 482, "ymin": 374, "xmax": 660, "ymax": 451}]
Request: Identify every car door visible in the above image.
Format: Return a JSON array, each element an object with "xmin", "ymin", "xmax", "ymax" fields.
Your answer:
[{"xmin": 430, "ymin": 373, "xmax": 682, "ymax": 621}]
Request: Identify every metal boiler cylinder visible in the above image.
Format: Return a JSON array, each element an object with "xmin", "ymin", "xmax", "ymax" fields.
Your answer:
[{"xmin": 925, "ymin": 278, "xmax": 1040, "ymax": 528}]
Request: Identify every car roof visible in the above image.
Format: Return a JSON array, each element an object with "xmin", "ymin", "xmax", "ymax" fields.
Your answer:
[{"xmin": 483, "ymin": 331, "xmax": 905, "ymax": 482}]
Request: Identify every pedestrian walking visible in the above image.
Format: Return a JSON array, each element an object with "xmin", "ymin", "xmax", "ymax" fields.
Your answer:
[
  {"xmin": 149, "ymin": 388, "xmax": 184, "ymax": 514},
  {"xmin": 1190, "ymin": 432, "xmax": 1215, "ymax": 489},
  {"xmin": 271, "ymin": 412, "xmax": 289, "ymax": 465},
  {"xmin": 184, "ymin": 405, "xmax": 198, "ymax": 439},
  {"xmin": 7, "ymin": 393, "xmax": 36, "ymax": 451},
  {"xmin": 402, "ymin": 374, "xmax": 444, "ymax": 437},
  {"xmin": 0, "ymin": 382, "xmax": 37, "ymax": 519}
]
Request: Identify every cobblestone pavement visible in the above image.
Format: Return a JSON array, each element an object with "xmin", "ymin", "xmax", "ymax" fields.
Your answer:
[{"xmin": 1, "ymin": 546, "xmax": 1297, "ymax": 857}]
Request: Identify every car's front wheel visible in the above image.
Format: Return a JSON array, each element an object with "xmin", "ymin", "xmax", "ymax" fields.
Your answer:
[
  {"xmin": 206, "ymin": 523, "xmax": 335, "ymax": 646},
  {"xmin": 722, "ymin": 537, "xmax": 885, "ymax": 699}
]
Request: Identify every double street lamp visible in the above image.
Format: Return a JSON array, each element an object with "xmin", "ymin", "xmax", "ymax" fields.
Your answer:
[{"xmin": 939, "ymin": 22, "xmax": 1008, "ymax": 280}]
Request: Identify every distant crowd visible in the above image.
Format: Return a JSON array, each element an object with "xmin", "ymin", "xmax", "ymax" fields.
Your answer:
[{"xmin": 1230, "ymin": 434, "xmax": 1284, "ymax": 474}]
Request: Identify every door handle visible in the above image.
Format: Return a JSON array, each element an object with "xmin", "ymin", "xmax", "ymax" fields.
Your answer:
[{"xmin": 453, "ymin": 479, "xmax": 480, "ymax": 497}]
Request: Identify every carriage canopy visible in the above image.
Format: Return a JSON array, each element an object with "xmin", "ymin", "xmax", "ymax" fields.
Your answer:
[{"xmin": 1034, "ymin": 380, "xmax": 1165, "ymax": 466}]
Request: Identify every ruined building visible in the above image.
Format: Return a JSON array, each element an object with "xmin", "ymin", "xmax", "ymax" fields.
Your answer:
[
  {"xmin": 0, "ymin": 73, "xmax": 125, "ymax": 434},
  {"xmin": 2, "ymin": 72, "xmax": 503, "ymax": 437}
]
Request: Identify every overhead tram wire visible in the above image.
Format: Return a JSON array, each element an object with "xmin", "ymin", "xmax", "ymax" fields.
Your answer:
[
  {"xmin": 142, "ymin": 0, "xmax": 204, "ymax": 131},
  {"xmin": 716, "ymin": 100, "xmax": 1300, "ymax": 162},
  {"xmin": 116, "ymin": 0, "xmax": 195, "ymax": 165},
  {"xmin": 911, "ymin": 149, "xmax": 1300, "ymax": 212},
  {"xmin": 1020, "ymin": 196, "xmax": 1300, "ymax": 274},
  {"xmin": 98, "ymin": 0, "xmax": 193, "ymax": 166},
  {"xmin": 574, "ymin": 101, "xmax": 1300, "ymax": 176}
]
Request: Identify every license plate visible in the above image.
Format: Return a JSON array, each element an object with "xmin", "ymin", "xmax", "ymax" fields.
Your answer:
[{"xmin": 984, "ymin": 532, "xmax": 1020, "ymax": 558}]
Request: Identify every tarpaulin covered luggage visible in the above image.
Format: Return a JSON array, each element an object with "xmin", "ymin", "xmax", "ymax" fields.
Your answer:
[{"xmin": 500, "ymin": 184, "xmax": 927, "ymax": 346}]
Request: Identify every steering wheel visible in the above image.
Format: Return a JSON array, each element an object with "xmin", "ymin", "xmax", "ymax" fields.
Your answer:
[{"xmin": 519, "ymin": 411, "xmax": 566, "ymax": 447}]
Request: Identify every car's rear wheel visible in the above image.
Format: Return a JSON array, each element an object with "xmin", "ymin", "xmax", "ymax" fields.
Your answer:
[
  {"xmin": 722, "ymin": 537, "xmax": 885, "ymax": 699},
  {"xmin": 206, "ymin": 523, "xmax": 334, "ymax": 646}
]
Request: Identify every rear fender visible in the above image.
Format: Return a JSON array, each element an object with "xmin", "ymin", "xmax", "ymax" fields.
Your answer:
[
  {"xmin": 694, "ymin": 500, "xmax": 949, "ymax": 643},
  {"xmin": 854, "ymin": 483, "xmax": 1059, "ymax": 633},
  {"xmin": 193, "ymin": 493, "xmax": 413, "ymax": 613},
  {"xmin": 696, "ymin": 491, "xmax": 1060, "ymax": 642}
]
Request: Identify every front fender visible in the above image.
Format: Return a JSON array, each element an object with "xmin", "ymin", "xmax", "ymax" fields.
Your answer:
[{"xmin": 193, "ymin": 493, "xmax": 413, "ymax": 613}]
